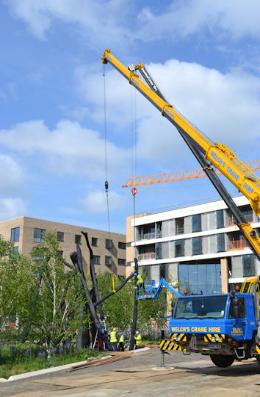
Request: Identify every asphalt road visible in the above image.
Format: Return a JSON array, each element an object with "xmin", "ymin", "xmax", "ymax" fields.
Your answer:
[{"xmin": 1, "ymin": 348, "xmax": 260, "ymax": 397}]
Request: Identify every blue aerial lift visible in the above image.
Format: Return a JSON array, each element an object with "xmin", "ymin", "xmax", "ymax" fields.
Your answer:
[{"xmin": 137, "ymin": 278, "xmax": 182, "ymax": 300}]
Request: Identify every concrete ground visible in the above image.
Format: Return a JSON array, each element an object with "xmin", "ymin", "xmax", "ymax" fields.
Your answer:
[{"xmin": 0, "ymin": 348, "xmax": 260, "ymax": 397}]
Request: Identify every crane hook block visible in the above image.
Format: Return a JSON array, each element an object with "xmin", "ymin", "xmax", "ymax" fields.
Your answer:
[
  {"xmin": 105, "ymin": 180, "xmax": 109, "ymax": 191},
  {"xmin": 131, "ymin": 187, "xmax": 137, "ymax": 196}
]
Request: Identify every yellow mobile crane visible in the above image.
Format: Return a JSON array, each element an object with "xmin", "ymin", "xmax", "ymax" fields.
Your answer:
[{"xmin": 102, "ymin": 50, "xmax": 260, "ymax": 259}]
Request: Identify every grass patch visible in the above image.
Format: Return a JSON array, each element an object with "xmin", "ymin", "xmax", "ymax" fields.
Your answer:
[{"xmin": 0, "ymin": 349, "xmax": 104, "ymax": 379}]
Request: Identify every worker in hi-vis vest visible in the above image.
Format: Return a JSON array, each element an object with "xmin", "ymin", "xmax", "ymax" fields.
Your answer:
[
  {"xmin": 109, "ymin": 328, "xmax": 118, "ymax": 351},
  {"xmin": 136, "ymin": 273, "xmax": 145, "ymax": 293},
  {"xmin": 134, "ymin": 331, "xmax": 142, "ymax": 349},
  {"xmin": 118, "ymin": 333, "xmax": 125, "ymax": 352}
]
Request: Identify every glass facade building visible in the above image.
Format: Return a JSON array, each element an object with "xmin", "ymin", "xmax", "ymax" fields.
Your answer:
[{"xmin": 127, "ymin": 196, "xmax": 260, "ymax": 293}]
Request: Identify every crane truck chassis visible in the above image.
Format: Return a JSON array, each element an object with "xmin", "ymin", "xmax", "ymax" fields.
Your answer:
[
  {"xmin": 160, "ymin": 290, "xmax": 260, "ymax": 367},
  {"xmin": 138, "ymin": 278, "xmax": 260, "ymax": 367}
]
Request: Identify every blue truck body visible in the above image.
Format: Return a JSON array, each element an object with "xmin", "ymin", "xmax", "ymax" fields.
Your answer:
[
  {"xmin": 138, "ymin": 278, "xmax": 260, "ymax": 366},
  {"xmin": 170, "ymin": 293, "xmax": 257, "ymax": 342},
  {"xmin": 160, "ymin": 291, "xmax": 260, "ymax": 367}
]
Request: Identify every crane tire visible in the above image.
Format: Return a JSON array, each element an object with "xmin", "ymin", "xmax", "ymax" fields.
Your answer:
[{"xmin": 210, "ymin": 354, "xmax": 235, "ymax": 368}]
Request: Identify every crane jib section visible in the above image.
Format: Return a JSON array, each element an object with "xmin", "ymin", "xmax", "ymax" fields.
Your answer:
[{"xmin": 102, "ymin": 50, "xmax": 260, "ymax": 257}]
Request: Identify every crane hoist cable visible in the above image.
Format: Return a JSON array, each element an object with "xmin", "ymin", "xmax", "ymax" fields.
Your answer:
[
  {"xmin": 131, "ymin": 87, "xmax": 138, "ymax": 261},
  {"xmin": 103, "ymin": 64, "xmax": 111, "ymax": 236}
]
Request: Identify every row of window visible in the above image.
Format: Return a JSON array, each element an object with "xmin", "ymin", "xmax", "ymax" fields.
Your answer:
[
  {"xmin": 93, "ymin": 255, "xmax": 126, "ymax": 266},
  {"xmin": 137, "ymin": 206, "xmax": 258, "ymax": 240},
  {"xmin": 31, "ymin": 250, "xmax": 126, "ymax": 267},
  {"xmin": 10, "ymin": 227, "xmax": 126, "ymax": 249},
  {"xmin": 138, "ymin": 234, "xmax": 226, "ymax": 260},
  {"xmin": 140, "ymin": 255, "xmax": 256, "ymax": 292}
]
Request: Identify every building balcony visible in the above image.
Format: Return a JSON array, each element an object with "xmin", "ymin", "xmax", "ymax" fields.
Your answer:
[
  {"xmin": 227, "ymin": 213, "xmax": 254, "ymax": 226},
  {"xmin": 141, "ymin": 232, "xmax": 155, "ymax": 240},
  {"xmin": 227, "ymin": 239, "xmax": 248, "ymax": 251},
  {"xmin": 137, "ymin": 231, "xmax": 162, "ymax": 240},
  {"xmin": 138, "ymin": 252, "xmax": 156, "ymax": 261},
  {"xmin": 175, "ymin": 226, "xmax": 185, "ymax": 235}
]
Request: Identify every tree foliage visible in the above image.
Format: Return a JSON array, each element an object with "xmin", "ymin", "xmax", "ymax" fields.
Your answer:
[
  {"xmin": 0, "ymin": 234, "xmax": 84, "ymax": 353},
  {"xmin": 96, "ymin": 273, "xmax": 167, "ymax": 333},
  {"xmin": 30, "ymin": 233, "xmax": 84, "ymax": 353},
  {"xmin": 0, "ymin": 235, "xmax": 167, "ymax": 351},
  {"xmin": 0, "ymin": 237, "xmax": 36, "ymax": 339}
]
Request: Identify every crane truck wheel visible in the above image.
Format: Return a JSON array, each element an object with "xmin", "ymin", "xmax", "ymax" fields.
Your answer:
[{"xmin": 210, "ymin": 354, "xmax": 235, "ymax": 368}]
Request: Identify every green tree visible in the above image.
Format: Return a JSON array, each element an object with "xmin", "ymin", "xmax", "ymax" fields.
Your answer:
[
  {"xmin": 96, "ymin": 273, "xmax": 167, "ymax": 333},
  {"xmin": 31, "ymin": 233, "xmax": 85, "ymax": 355},
  {"xmin": 0, "ymin": 238, "xmax": 36, "ymax": 340}
]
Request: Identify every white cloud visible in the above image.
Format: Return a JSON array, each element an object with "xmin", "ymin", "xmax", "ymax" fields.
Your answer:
[
  {"xmin": 0, "ymin": 198, "xmax": 26, "ymax": 220},
  {"xmin": 75, "ymin": 66, "xmax": 144, "ymax": 127},
  {"xmin": 6, "ymin": 0, "xmax": 260, "ymax": 44},
  {"xmin": 0, "ymin": 155, "xmax": 24, "ymax": 195},
  {"xmin": 78, "ymin": 58, "xmax": 260, "ymax": 166},
  {"xmin": 0, "ymin": 120, "xmax": 130, "ymax": 180},
  {"xmin": 80, "ymin": 190, "xmax": 123, "ymax": 214},
  {"xmin": 138, "ymin": 0, "xmax": 260, "ymax": 41},
  {"xmin": 7, "ymin": 0, "xmax": 131, "ymax": 45}
]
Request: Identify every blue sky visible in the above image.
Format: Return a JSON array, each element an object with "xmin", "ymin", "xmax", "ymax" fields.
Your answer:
[{"xmin": 0, "ymin": 0, "xmax": 260, "ymax": 233}]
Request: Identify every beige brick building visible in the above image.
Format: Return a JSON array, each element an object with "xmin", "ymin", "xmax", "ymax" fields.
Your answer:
[{"xmin": 0, "ymin": 217, "xmax": 127, "ymax": 276}]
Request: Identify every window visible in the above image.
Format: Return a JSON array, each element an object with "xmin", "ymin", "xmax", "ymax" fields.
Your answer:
[
  {"xmin": 118, "ymin": 241, "xmax": 126, "ymax": 250},
  {"xmin": 217, "ymin": 234, "xmax": 225, "ymax": 252},
  {"xmin": 105, "ymin": 256, "xmax": 113, "ymax": 266},
  {"xmin": 192, "ymin": 237, "xmax": 202, "ymax": 255},
  {"xmin": 32, "ymin": 255, "xmax": 44, "ymax": 261},
  {"xmin": 216, "ymin": 210, "xmax": 224, "ymax": 229},
  {"xmin": 160, "ymin": 263, "xmax": 167, "ymax": 279},
  {"xmin": 240, "ymin": 205, "xmax": 253, "ymax": 223},
  {"xmin": 175, "ymin": 240, "xmax": 184, "ymax": 257},
  {"xmin": 12, "ymin": 246, "xmax": 19, "ymax": 255},
  {"xmin": 57, "ymin": 231, "xmax": 64, "ymax": 242},
  {"xmin": 75, "ymin": 234, "xmax": 81, "ymax": 244},
  {"xmin": 175, "ymin": 218, "xmax": 184, "ymax": 235},
  {"xmin": 106, "ymin": 239, "xmax": 113, "ymax": 249},
  {"xmin": 142, "ymin": 265, "xmax": 151, "ymax": 280},
  {"xmin": 93, "ymin": 255, "xmax": 100, "ymax": 265},
  {"xmin": 118, "ymin": 258, "xmax": 126, "ymax": 266},
  {"xmin": 192, "ymin": 214, "xmax": 201, "ymax": 233},
  {"xmin": 243, "ymin": 255, "xmax": 255, "ymax": 277},
  {"xmin": 138, "ymin": 224, "xmax": 155, "ymax": 240},
  {"xmin": 178, "ymin": 263, "xmax": 221, "ymax": 295},
  {"xmin": 10, "ymin": 227, "xmax": 20, "ymax": 242},
  {"xmin": 229, "ymin": 297, "xmax": 245, "ymax": 318},
  {"xmin": 33, "ymin": 228, "xmax": 45, "ymax": 243},
  {"xmin": 175, "ymin": 295, "xmax": 226, "ymax": 319},
  {"xmin": 92, "ymin": 237, "xmax": 98, "ymax": 247},
  {"xmin": 155, "ymin": 243, "xmax": 162, "ymax": 259}
]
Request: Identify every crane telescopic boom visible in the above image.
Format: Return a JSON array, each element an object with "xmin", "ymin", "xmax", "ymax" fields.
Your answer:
[{"xmin": 102, "ymin": 49, "xmax": 260, "ymax": 259}]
